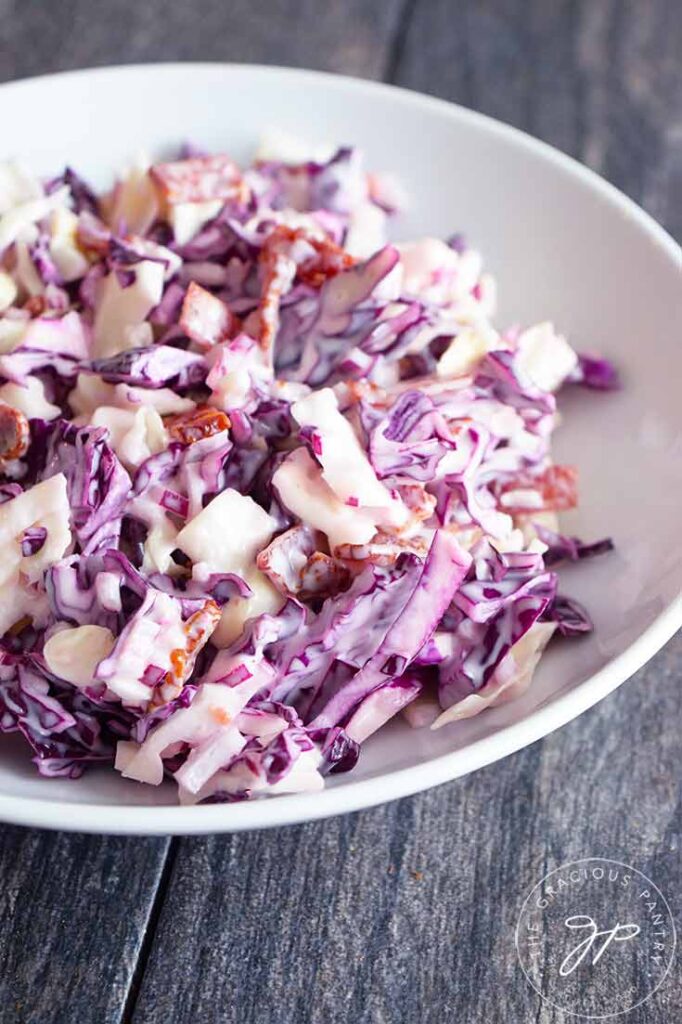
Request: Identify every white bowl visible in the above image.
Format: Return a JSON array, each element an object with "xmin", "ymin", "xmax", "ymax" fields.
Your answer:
[{"xmin": 0, "ymin": 64, "xmax": 679, "ymax": 834}]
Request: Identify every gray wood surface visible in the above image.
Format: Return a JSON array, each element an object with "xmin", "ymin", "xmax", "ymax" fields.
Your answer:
[{"xmin": 0, "ymin": 2, "xmax": 680, "ymax": 1022}]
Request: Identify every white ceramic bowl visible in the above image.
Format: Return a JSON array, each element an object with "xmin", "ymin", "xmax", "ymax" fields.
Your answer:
[{"xmin": 0, "ymin": 64, "xmax": 679, "ymax": 834}]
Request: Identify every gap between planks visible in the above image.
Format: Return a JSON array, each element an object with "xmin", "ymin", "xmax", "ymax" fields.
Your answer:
[{"xmin": 119, "ymin": 838, "xmax": 179, "ymax": 1024}]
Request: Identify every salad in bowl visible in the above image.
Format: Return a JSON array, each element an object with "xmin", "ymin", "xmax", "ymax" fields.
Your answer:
[{"xmin": 0, "ymin": 134, "xmax": 615, "ymax": 805}]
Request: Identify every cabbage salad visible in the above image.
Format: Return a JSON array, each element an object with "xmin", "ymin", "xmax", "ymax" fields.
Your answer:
[{"xmin": 0, "ymin": 135, "xmax": 616, "ymax": 804}]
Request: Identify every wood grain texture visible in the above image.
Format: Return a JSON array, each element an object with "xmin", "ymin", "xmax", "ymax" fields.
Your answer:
[
  {"xmin": 0, "ymin": 2, "xmax": 679, "ymax": 1023},
  {"xmin": 0, "ymin": 829, "xmax": 170, "ymax": 1024},
  {"xmin": 0, "ymin": 0, "xmax": 405, "ymax": 81}
]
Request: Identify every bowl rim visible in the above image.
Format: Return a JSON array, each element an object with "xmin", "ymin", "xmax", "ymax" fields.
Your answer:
[{"xmin": 0, "ymin": 61, "xmax": 679, "ymax": 835}]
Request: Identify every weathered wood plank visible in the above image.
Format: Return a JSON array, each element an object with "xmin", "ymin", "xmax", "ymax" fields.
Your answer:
[
  {"xmin": 130, "ymin": 635, "xmax": 682, "ymax": 1024},
  {"xmin": 0, "ymin": 0, "xmax": 406, "ymax": 82},
  {"xmin": 0, "ymin": 828, "xmax": 170, "ymax": 1024}
]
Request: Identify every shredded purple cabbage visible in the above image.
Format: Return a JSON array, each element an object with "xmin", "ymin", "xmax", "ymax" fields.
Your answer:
[{"xmin": 0, "ymin": 140, "xmax": 616, "ymax": 802}]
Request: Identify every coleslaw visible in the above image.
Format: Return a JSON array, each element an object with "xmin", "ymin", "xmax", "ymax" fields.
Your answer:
[{"xmin": 0, "ymin": 136, "xmax": 616, "ymax": 804}]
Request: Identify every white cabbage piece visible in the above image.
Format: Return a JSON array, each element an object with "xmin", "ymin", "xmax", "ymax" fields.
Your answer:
[
  {"xmin": 48, "ymin": 207, "xmax": 90, "ymax": 281},
  {"xmin": 291, "ymin": 387, "xmax": 408, "ymax": 531},
  {"xmin": 177, "ymin": 488, "xmax": 277, "ymax": 571},
  {"xmin": 515, "ymin": 322, "xmax": 578, "ymax": 392},
  {"xmin": 344, "ymin": 202, "xmax": 387, "ymax": 259},
  {"xmin": 118, "ymin": 677, "xmax": 262, "ymax": 786},
  {"xmin": 95, "ymin": 590, "xmax": 189, "ymax": 707},
  {"xmin": 69, "ymin": 372, "xmax": 195, "ymax": 419},
  {"xmin": 255, "ymin": 127, "xmax": 335, "ymax": 164},
  {"xmin": 437, "ymin": 326, "xmax": 494, "ymax": 379},
  {"xmin": 90, "ymin": 405, "xmax": 168, "ymax": 470},
  {"xmin": 43, "ymin": 624, "xmax": 116, "ymax": 688},
  {"xmin": 179, "ymin": 744, "xmax": 324, "ymax": 805},
  {"xmin": 176, "ymin": 489, "xmax": 283, "ymax": 648},
  {"xmin": 0, "ymin": 377, "xmax": 60, "ymax": 420},
  {"xmin": 273, "ymin": 447, "xmax": 377, "ymax": 549},
  {"xmin": 431, "ymin": 621, "xmax": 556, "ymax": 728},
  {"xmin": 210, "ymin": 568, "xmax": 283, "ymax": 649},
  {"xmin": 170, "ymin": 199, "xmax": 223, "ymax": 246},
  {"xmin": 0, "ymin": 160, "xmax": 42, "ymax": 214},
  {"xmin": 0, "ymin": 475, "xmax": 71, "ymax": 634},
  {"xmin": 92, "ymin": 260, "xmax": 165, "ymax": 358},
  {"xmin": 0, "ymin": 271, "xmax": 17, "ymax": 313},
  {"xmin": 106, "ymin": 154, "xmax": 159, "ymax": 236},
  {"xmin": 13, "ymin": 239, "xmax": 44, "ymax": 296},
  {"xmin": 0, "ymin": 183, "xmax": 69, "ymax": 252},
  {"xmin": 0, "ymin": 319, "xmax": 26, "ymax": 355}
]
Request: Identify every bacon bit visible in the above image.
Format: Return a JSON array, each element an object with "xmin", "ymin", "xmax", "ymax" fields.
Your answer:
[
  {"xmin": 299, "ymin": 552, "xmax": 352, "ymax": 601},
  {"xmin": 179, "ymin": 281, "xmax": 240, "ymax": 348},
  {"xmin": 257, "ymin": 524, "xmax": 316, "ymax": 597},
  {"xmin": 340, "ymin": 378, "xmax": 390, "ymax": 413},
  {"xmin": 0, "ymin": 402, "xmax": 29, "ymax": 463},
  {"xmin": 497, "ymin": 465, "xmax": 578, "ymax": 512},
  {"xmin": 185, "ymin": 599, "xmax": 221, "ymax": 651},
  {"xmin": 257, "ymin": 248, "xmax": 297, "ymax": 353},
  {"xmin": 257, "ymin": 524, "xmax": 351, "ymax": 601},
  {"xmin": 262, "ymin": 225, "xmax": 355, "ymax": 286},
  {"xmin": 8, "ymin": 615, "xmax": 31, "ymax": 636},
  {"xmin": 151, "ymin": 155, "xmax": 249, "ymax": 206},
  {"xmin": 397, "ymin": 483, "xmax": 437, "ymax": 522},
  {"xmin": 167, "ymin": 406, "xmax": 231, "ymax": 446},
  {"xmin": 355, "ymin": 380, "xmax": 388, "ymax": 404},
  {"xmin": 23, "ymin": 296, "xmax": 49, "ymax": 317},
  {"xmin": 299, "ymin": 241, "xmax": 355, "ymax": 289},
  {"xmin": 257, "ymin": 225, "xmax": 356, "ymax": 350},
  {"xmin": 165, "ymin": 600, "xmax": 221, "ymax": 691},
  {"xmin": 334, "ymin": 532, "xmax": 430, "ymax": 568},
  {"xmin": 211, "ymin": 707, "xmax": 232, "ymax": 727},
  {"xmin": 534, "ymin": 465, "xmax": 578, "ymax": 510},
  {"xmin": 170, "ymin": 649, "xmax": 187, "ymax": 678},
  {"xmin": 76, "ymin": 212, "xmax": 112, "ymax": 256}
]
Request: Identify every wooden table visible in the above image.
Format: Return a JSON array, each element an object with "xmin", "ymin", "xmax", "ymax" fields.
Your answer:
[{"xmin": 0, "ymin": 3, "xmax": 679, "ymax": 1021}]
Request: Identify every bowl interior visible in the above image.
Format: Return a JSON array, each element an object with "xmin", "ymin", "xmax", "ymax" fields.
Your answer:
[{"xmin": 0, "ymin": 65, "xmax": 679, "ymax": 830}]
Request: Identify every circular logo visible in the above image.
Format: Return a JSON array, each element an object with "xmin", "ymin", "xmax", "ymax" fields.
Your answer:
[{"xmin": 516, "ymin": 858, "xmax": 676, "ymax": 1018}]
